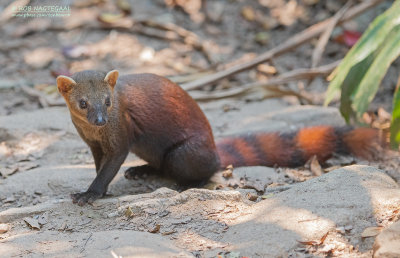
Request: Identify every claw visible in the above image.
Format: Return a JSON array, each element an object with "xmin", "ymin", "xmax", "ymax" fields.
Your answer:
[
  {"xmin": 124, "ymin": 166, "xmax": 149, "ymax": 180},
  {"xmin": 70, "ymin": 191, "xmax": 102, "ymax": 206}
]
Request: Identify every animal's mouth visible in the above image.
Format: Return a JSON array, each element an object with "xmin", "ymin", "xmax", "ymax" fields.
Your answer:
[
  {"xmin": 93, "ymin": 120, "xmax": 107, "ymax": 127},
  {"xmin": 89, "ymin": 114, "xmax": 107, "ymax": 127}
]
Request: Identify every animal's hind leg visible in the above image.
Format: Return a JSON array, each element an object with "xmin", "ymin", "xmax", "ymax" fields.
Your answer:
[
  {"xmin": 162, "ymin": 138, "xmax": 220, "ymax": 187},
  {"xmin": 124, "ymin": 164, "xmax": 161, "ymax": 180}
]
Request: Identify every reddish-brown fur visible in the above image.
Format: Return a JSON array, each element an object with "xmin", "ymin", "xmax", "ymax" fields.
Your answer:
[{"xmin": 216, "ymin": 126, "xmax": 383, "ymax": 168}]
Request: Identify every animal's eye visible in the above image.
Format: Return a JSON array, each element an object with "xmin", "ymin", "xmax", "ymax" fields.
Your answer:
[
  {"xmin": 79, "ymin": 99, "xmax": 87, "ymax": 109},
  {"xmin": 105, "ymin": 97, "xmax": 111, "ymax": 107}
]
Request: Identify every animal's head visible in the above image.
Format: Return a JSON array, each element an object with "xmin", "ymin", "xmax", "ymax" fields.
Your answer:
[{"xmin": 56, "ymin": 70, "xmax": 119, "ymax": 127}]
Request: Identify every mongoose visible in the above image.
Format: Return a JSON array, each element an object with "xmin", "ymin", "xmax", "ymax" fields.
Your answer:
[{"xmin": 57, "ymin": 70, "xmax": 383, "ymax": 206}]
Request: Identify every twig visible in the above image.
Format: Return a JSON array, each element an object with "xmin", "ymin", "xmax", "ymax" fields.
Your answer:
[
  {"xmin": 137, "ymin": 20, "xmax": 212, "ymax": 63},
  {"xmin": 190, "ymin": 60, "xmax": 340, "ymax": 101},
  {"xmin": 80, "ymin": 232, "xmax": 93, "ymax": 253},
  {"xmin": 311, "ymin": 1, "xmax": 351, "ymax": 68},
  {"xmin": 181, "ymin": 0, "xmax": 384, "ymax": 91},
  {"xmin": 0, "ymin": 0, "xmax": 30, "ymax": 25},
  {"xmin": 13, "ymin": 17, "xmax": 212, "ymax": 64},
  {"xmin": 168, "ymin": 71, "xmax": 214, "ymax": 84},
  {"xmin": 21, "ymin": 85, "xmax": 48, "ymax": 108},
  {"xmin": 20, "ymin": 85, "xmax": 65, "ymax": 107},
  {"xmin": 192, "ymin": 83, "xmax": 311, "ymax": 103}
]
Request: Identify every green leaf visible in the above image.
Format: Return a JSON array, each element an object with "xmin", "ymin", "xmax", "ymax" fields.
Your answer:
[
  {"xmin": 339, "ymin": 52, "xmax": 376, "ymax": 122},
  {"xmin": 352, "ymin": 25, "xmax": 400, "ymax": 119},
  {"xmin": 391, "ymin": 85, "xmax": 400, "ymax": 149},
  {"xmin": 325, "ymin": 1, "xmax": 400, "ymax": 106}
]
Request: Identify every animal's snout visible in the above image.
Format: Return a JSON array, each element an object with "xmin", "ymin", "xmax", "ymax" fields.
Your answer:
[{"xmin": 94, "ymin": 115, "xmax": 106, "ymax": 126}]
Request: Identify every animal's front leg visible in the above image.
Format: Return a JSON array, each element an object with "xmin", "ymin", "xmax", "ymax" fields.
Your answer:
[
  {"xmin": 89, "ymin": 144, "xmax": 104, "ymax": 173},
  {"xmin": 71, "ymin": 151, "xmax": 127, "ymax": 206}
]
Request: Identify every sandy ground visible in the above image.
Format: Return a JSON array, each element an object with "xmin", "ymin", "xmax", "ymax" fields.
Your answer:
[{"xmin": 1, "ymin": 98, "xmax": 400, "ymax": 257}]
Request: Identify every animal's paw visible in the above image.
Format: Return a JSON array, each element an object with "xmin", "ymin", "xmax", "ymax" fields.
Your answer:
[
  {"xmin": 71, "ymin": 191, "xmax": 102, "ymax": 206},
  {"xmin": 124, "ymin": 166, "xmax": 151, "ymax": 180}
]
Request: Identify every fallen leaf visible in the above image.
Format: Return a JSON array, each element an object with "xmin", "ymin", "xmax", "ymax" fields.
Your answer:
[
  {"xmin": 319, "ymin": 231, "xmax": 329, "ymax": 244},
  {"xmin": 0, "ymin": 224, "xmax": 9, "ymax": 234},
  {"xmin": 58, "ymin": 221, "xmax": 67, "ymax": 231},
  {"xmin": 0, "ymin": 0, "xmax": 30, "ymax": 24},
  {"xmin": 50, "ymin": 69, "xmax": 73, "ymax": 78},
  {"xmin": 344, "ymin": 225, "xmax": 353, "ymax": 232},
  {"xmin": 62, "ymin": 46, "xmax": 89, "ymax": 59},
  {"xmin": 297, "ymin": 240, "xmax": 320, "ymax": 246},
  {"xmin": 261, "ymin": 193, "xmax": 274, "ymax": 199},
  {"xmin": 125, "ymin": 206, "xmax": 134, "ymax": 218},
  {"xmin": 246, "ymin": 192, "xmax": 258, "ymax": 201},
  {"xmin": 301, "ymin": 0, "xmax": 319, "ymax": 5},
  {"xmin": 298, "ymin": 231, "xmax": 329, "ymax": 246},
  {"xmin": 324, "ymin": 165, "xmax": 341, "ymax": 173},
  {"xmin": 148, "ymin": 224, "xmax": 160, "ymax": 233},
  {"xmin": 78, "ymin": 218, "xmax": 92, "ymax": 226},
  {"xmin": 222, "ymin": 165, "xmax": 233, "ymax": 178},
  {"xmin": 254, "ymin": 32, "xmax": 270, "ymax": 45},
  {"xmin": 24, "ymin": 217, "xmax": 40, "ymax": 230},
  {"xmin": 161, "ymin": 230, "xmax": 176, "ymax": 236},
  {"xmin": 116, "ymin": 0, "xmax": 131, "ymax": 14},
  {"xmin": 4, "ymin": 196, "xmax": 15, "ymax": 203},
  {"xmin": 98, "ymin": 12, "xmax": 124, "ymax": 24},
  {"xmin": 24, "ymin": 48, "xmax": 56, "ymax": 69},
  {"xmin": 18, "ymin": 162, "xmax": 39, "ymax": 172},
  {"xmin": 334, "ymin": 30, "xmax": 362, "ymax": 47},
  {"xmin": 1, "ymin": 167, "xmax": 18, "ymax": 177},
  {"xmin": 257, "ymin": 64, "xmax": 277, "ymax": 74},
  {"xmin": 310, "ymin": 155, "xmax": 323, "ymax": 176},
  {"xmin": 241, "ymin": 6, "xmax": 255, "ymax": 21},
  {"xmin": 361, "ymin": 226, "xmax": 383, "ymax": 238}
]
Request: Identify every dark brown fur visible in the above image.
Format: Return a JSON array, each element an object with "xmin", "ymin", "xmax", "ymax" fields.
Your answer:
[{"xmin": 57, "ymin": 70, "xmax": 384, "ymax": 205}]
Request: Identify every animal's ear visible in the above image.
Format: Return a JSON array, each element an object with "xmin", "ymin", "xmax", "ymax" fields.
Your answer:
[
  {"xmin": 57, "ymin": 75, "xmax": 76, "ymax": 94},
  {"xmin": 104, "ymin": 70, "xmax": 119, "ymax": 89}
]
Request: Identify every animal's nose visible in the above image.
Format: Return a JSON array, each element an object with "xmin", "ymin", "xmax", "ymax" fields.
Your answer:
[{"xmin": 94, "ymin": 115, "xmax": 106, "ymax": 126}]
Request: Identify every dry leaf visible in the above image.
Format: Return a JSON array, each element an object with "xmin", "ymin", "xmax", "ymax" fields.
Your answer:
[
  {"xmin": 310, "ymin": 155, "xmax": 323, "ymax": 176},
  {"xmin": 319, "ymin": 231, "xmax": 329, "ymax": 244},
  {"xmin": 58, "ymin": 221, "xmax": 67, "ymax": 231},
  {"xmin": 298, "ymin": 231, "xmax": 329, "ymax": 246},
  {"xmin": 334, "ymin": 30, "xmax": 362, "ymax": 47},
  {"xmin": 161, "ymin": 230, "xmax": 176, "ymax": 236},
  {"xmin": 246, "ymin": 192, "xmax": 258, "ymax": 201},
  {"xmin": 116, "ymin": 0, "xmax": 131, "ymax": 13},
  {"xmin": 0, "ymin": 0, "xmax": 30, "ymax": 25},
  {"xmin": 125, "ymin": 206, "xmax": 134, "ymax": 218},
  {"xmin": 98, "ymin": 13, "xmax": 124, "ymax": 24},
  {"xmin": 1, "ymin": 167, "xmax": 18, "ymax": 177},
  {"xmin": 297, "ymin": 240, "xmax": 320, "ymax": 246},
  {"xmin": 222, "ymin": 165, "xmax": 233, "ymax": 178},
  {"xmin": 148, "ymin": 224, "xmax": 161, "ymax": 233},
  {"xmin": 18, "ymin": 162, "xmax": 39, "ymax": 172},
  {"xmin": 241, "ymin": 6, "xmax": 255, "ymax": 21},
  {"xmin": 24, "ymin": 217, "xmax": 40, "ymax": 230},
  {"xmin": 361, "ymin": 226, "xmax": 383, "ymax": 238},
  {"xmin": 257, "ymin": 64, "xmax": 276, "ymax": 74},
  {"xmin": 254, "ymin": 32, "xmax": 269, "ymax": 45},
  {"xmin": 324, "ymin": 165, "xmax": 341, "ymax": 173},
  {"xmin": 301, "ymin": 0, "xmax": 319, "ymax": 5},
  {"xmin": 261, "ymin": 193, "xmax": 274, "ymax": 199},
  {"xmin": 0, "ymin": 223, "xmax": 9, "ymax": 234}
]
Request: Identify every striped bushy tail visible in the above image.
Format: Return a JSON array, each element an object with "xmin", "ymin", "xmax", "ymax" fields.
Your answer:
[{"xmin": 216, "ymin": 126, "xmax": 386, "ymax": 168}]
